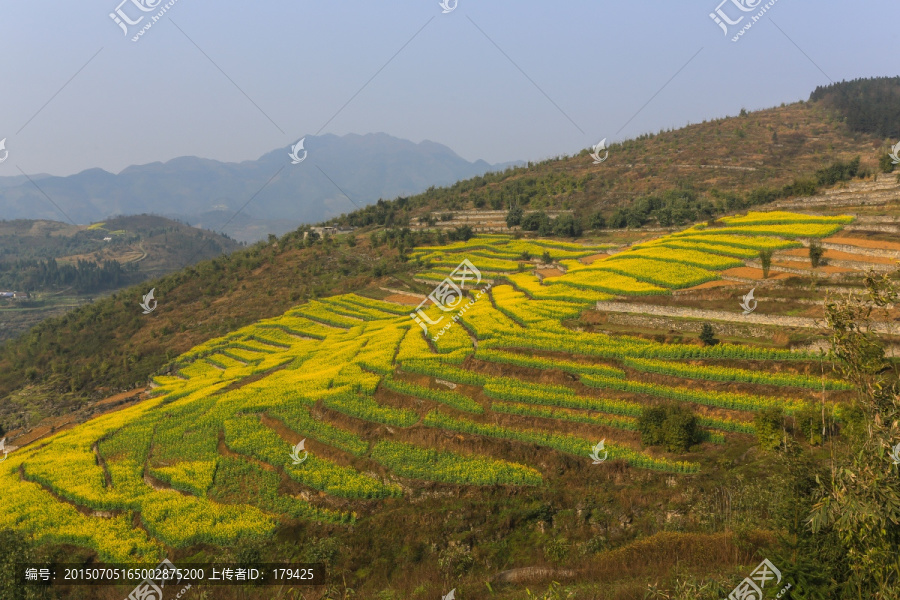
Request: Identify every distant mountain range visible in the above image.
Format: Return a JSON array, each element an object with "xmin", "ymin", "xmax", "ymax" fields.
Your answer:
[{"xmin": 0, "ymin": 133, "xmax": 520, "ymax": 242}]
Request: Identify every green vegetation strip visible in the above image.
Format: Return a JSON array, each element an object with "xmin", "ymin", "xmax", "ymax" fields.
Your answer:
[
  {"xmin": 580, "ymin": 374, "xmax": 807, "ymax": 414},
  {"xmin": 211, "ymin": 457, "xmax": 353, "ymax": 524},
  {"xmin": 265, "ymin": 406, "xmax": 370, "ymax": 456},
  {"xmin": 381, "ymin": 377, "xmax": 483, "ymax": 414},
  {"xmin": 423, "ymin": 411, "xmax": 699, "ymax": 473},
  {"xmin": 370, "ymin": 440, "xmax": 542, "ymax": 486},
  {"xmin": 486, "ymin": 329, "xmax": 807, "ymax": 361},
  {"xmin": 321, "ymin": 391, "xmax": 419, "ymax": 428},
  {"xmin": 475, "ymin": 348, "xmax": 625, "ymax": 378},
  {"xmin": 400, "ymin": 359, "xmax": 488, "ymax": 386},
  {"xmin": 483, "ymin": 378, "xmax": 642, "ymax": 417},
  {"xmin": 620, "ymin": 357, "xmax": 852, "ymax": 391},
  {"xmin": 223, "ymin": 416, "xmax": 401, "ymax": 499},
  {"xmin": 491, "ymin": 401, "xmax": 637, "ymax": 430}
]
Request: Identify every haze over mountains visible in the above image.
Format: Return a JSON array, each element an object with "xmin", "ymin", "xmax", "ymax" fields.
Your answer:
[{"xmin": 0, "ymin": 133, "xmax": 520, "ymax": 242}]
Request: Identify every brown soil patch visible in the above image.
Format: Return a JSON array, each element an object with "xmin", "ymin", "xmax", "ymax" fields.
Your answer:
[
  {"xmin": 383, "ymin": 293, "xmax": 424, "ymax": 306},
  {"xmin": 721, "ymin": 267, "xmax": 792, "ymax": 280},
  {"xmin": 782, "ymin": 247, "xmax": 898, "ymax": 265},
  {"xmin": 580, "ymin": 253, "xmax": 610, "ymax": 265},
  {"xmin": 8, "ymin": 420, "xmax": 72, "ymax": 448},
  {"xmin": 825, "ymin": 236, "xmax": 900, "ymax": 252},
  {"xmin": 680, "ymin": 280, "xmax": 739, "ymax": 292},
  {"xmin": 537, "ymin": 268, "xmax": 565, "ymax": 278},
  {"xmin": 772, "ymin": 260, "xmax": 854, "ymax": 274},
  {"xmin": 94, "ymin": 387, "xmax": 148, "ymax": 407},
  {"xmin": 7, "ymin": 387, "xmax": 148, "ymax": 448}
]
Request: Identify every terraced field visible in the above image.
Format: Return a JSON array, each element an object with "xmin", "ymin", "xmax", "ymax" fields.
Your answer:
[{"xmin": 0, "ymin": 212, "xmax": 858, "ymax": 565}]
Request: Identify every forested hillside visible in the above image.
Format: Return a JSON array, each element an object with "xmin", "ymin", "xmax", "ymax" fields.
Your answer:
[{"xmin": 330, "ymin": 79, "xmax": 896, "ymax": 233}]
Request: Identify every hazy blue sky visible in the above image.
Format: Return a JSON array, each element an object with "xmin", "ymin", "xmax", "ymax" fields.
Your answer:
[{"xmin": 1, "ymin": 1, "xmax": 897, "ymax": 178}]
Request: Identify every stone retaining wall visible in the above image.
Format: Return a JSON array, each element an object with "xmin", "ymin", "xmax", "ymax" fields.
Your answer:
[
  {"xmin": 594, "ymin": 301, "xmax": 899, "ymax": 335},
  {"xmin": 605, "ymin": 312, "xmax": 786, "ymax": 339},
  {"xmin": 818, "ymin": 242, "xmax": 900, "ymax": 260}
]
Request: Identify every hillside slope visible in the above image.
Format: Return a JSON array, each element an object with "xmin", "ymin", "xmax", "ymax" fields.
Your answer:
[
  {"xmin": 3, "ymin": 208, "xmax": 891, "ymax": 598},
  {"xmin": 2, "ymin": 78, "xmax": 896, "ymax": 444},
  {"xmin": 330, "ymin": 82, "xmax": 900, "ymax": 232},
  {"xmin": 0, "ymin": 229, "xmax": 419, "ymax": 435}
]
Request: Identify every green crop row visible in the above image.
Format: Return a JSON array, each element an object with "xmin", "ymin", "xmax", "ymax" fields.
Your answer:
[
  {"xmin": 423, "ymin": 411, "xmax": 699, "ymax": 473},
  {"xmin": 322, "ymin": 391, "xmax": 419, "ymax": 428},
  {"xmin": 370, "ymin": 440, "xmax": 542, "ymax": 486},
  {"xmin": 381, "ymin": 377, "xmax": 483, "ymax": 414},
  {"xmin": 223, "ymin": 416, "xmax": 401, "ymax": 499},
  {"xmin": 400, "ymin": 359, "xmax": 488, "ymax": 386},
  {"xmin": 475, "ymin": 348, "xmax": 625, "ymax": 379},
  {"xmin": 621, "ymin": 357, "xmax": 852, "ymax": 391},
  {"xmin": 580, "ymin": 374, "xmax": 807, "ymax": 414}
]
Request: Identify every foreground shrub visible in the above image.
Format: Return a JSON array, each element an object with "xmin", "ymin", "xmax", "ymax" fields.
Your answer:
[
  {"xmin": 754, "ymin": 406, "xmax": 785, "ymax": 451},
  {"xmin": 637, "ymin": 402, "xmax": 702, "ymax": 452}
]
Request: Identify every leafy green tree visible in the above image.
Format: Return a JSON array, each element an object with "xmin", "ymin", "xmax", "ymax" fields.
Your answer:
[
  {"xmin": 794, "ymin": 403, "xmax": 824, "ymax": 446},
  {"xmin": 542, "ymin": 250, "xmax": 552, "ymax": 264},
  {"xmin": 506, "ymin": 205, "xmax": 524, "ymax": 227},
  {"xmin": 589, "ymin": 212, "xmax": 606, "ymax": 229},
  {"xmin": 448, "ymin": 225, "xmax": 473, "ymax": 241},
  {"xmin": 0, "ymin": 530, "xmax": 51, "ymax": 600},
  {"xmin": 767, "ymin": 449, "xmax": 848, "ymax": 599},
  {"xmin": 759, "ymin": 249, "xmax": 773, "ymax": 278},
  {"xmin": 809, "ymin": 241, "xmax": 826, "ymax": 268},
  {"xmin": 810, "ymin": 270, "xmax": 900, "ymax": 598},
  {"xmin": 538, "ymin": 217, "xmax": 553, "ymax": 237},
  {"xmin": 638, "ymin": 405, "xmax": 667, "ymax": 447},
  {"xmin": 879, "ymin": 153, "xmax": 896, "ymax": 174},
  {"xmin": 608, "ymin": 209, "xmax": 628, "ymax": 229},
  {"xmin": 755, "ymin": 406, "xmax": 784, "ymax": 451},
  {"xmin": 661, "ymin": 407, "xmax": 702, "ymax": 452},
  {"xmin": 552, "ymin": 214, "xmax": 582, "ymax": 238},
  {"xmin": 699, "ymin": 323, "xmax": 718, "ymax": 346},
  {"xmin": 637, "ymin": 403, "xmax": 701, "ymax": 452},
  {"xmin": 521, "ymin": 211, "xmax": 549, "ymax": 232}
]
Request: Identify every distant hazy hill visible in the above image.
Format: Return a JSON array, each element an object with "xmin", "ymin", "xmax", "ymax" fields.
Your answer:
[
  {"xmin": 0, "ymin": 214, "xmax": 240, "ymax": 342},
  {"xmin": 0, "ymin": 133, "xmax": 519, "ymax": 242}
]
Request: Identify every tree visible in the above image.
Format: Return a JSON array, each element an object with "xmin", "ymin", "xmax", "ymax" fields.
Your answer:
[
  {"xmin": 552, "ymin": 214, "xmax": 582, "ymax": 238},
  {"xmin": 759, "ymin": 249, "xmax": 773, "ymax": 278},
  {"xmin": 809, "ymin": 241, "xmax": 825, "ymax": 268},
  {"xmin": 538, "ymin": 217, "xmax": 553, "ymax": 237},
  {"xmin": 589, "ymin": 212, "xmax": 606, "ymax": 230},
  {"xmin": 637, "ymin": 403, "xmax": 701, "ymax": 452},
  {"xmin": 0, "ymin": 530, "xmax": 50, "ymax": 600},
  {"xmin": 879, "ymin": 152, "xmax": 896, "ymax": 174},
  {"xmin": 809, "ymin": 269, "xmax": 900, "ymax": 598},
  {"xmin": 448, "ymin": 225, "xmax": 473, "ymax": 242},
  {"xmin": 506, "ymin": 205, "xmax": 524, "ymax": 227},
  {"xmin": 608, "ymin": 209, "xmax": 628, "ymax": 229},
  {"xmin": 755, "ymin": 406, "xmax": 785, "ymax": 451},
  {"xmin": 542, "ymin": 250, "xmax": 552, "ymax": 264},
  {"xmin": 794, "ymin": 403, "xmax": 824, "ymax": 446},
  {"xmin": 521, "ymin": 211, "xmax": 549, "ymax": 232},
  {"xmin": 699, "ymin": 323, "xmax": 718, "ymax": 346}
]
